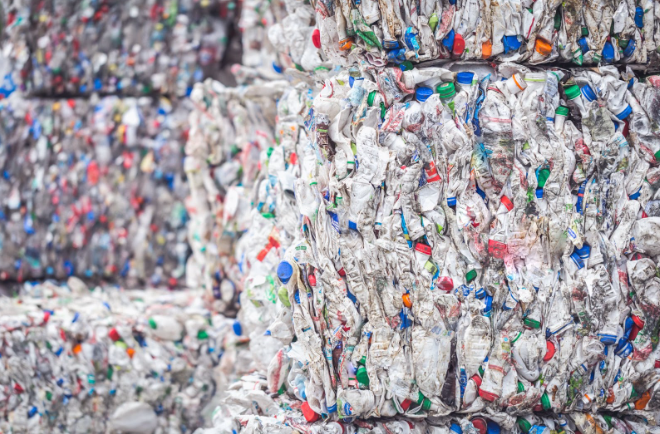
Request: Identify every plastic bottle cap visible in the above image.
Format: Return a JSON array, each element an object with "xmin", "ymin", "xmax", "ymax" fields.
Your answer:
[
  {"xmin": 543, "ymin": 340, "xmax": 556, "ymax": 361},
  {"xmin": 348, "ymin": 220, "xmax": 358, "ymax": 231},
  {"xmin": 438, "ymin": 276, "xmax": 454, "ymax": 292},
  {"xmin": 447, "ymin": 197, "xmax": 457, "ymax": 207},
  {"xmin": 149, "ymin": 318, "xmax": 157, "ymax": 329},
  {"xmin": 578, "ymin": 37, "xmax": 590, "ymax": 54},
  {"xmin": 502, "ymin": 35, "xmax": 521, "ymax": 53},
  {"xmin": 232, "ymin": 320, "xmax": 242, "ymax": 336},
  {"xmin": 570, "ymin": 252, "xmax": 585, "ymax": 269},
  {"xmin": 472, "ymin": 418, "xmax": 488, "ymax": 434},
  {"xmin": 453, "ymin": 33, "xmax": 466, "ymax": 55},
  {"xmin": 555, "ymin": 106, "xmax": 569, "ymax": 117},
  {"xmin": 451, "ymin": 424, "xmax": 463, "ymax": 434},
  {"xmin": 535, "ymin": 188, "xmax": 544, "ymax": 198},
  {"xmin": 311, "ymin": 28, "xmax": 321, "ymax": 49},
  {"xmin": 414, "ymin": 243, "xmax": 432, "ymax": 256},
  {"xmin": 565, "ymin": 85, "xmax": 581, "ymax": 100},
  {"xmin": 356, "ymin": 366, "xmax": 369, "ymax": 386},
  {"xmin": 541, "ymin": 392, "xmax": 552, "ymax": 410},
  {"xmin": 479, "ymin": 389, "xmax": 499, "ymax": 401},
  {"xmin": 500, "ymin": 195, "xmax": 514, "ymax": 211},
  {"xmin": 482, "ymin": 41, "xmax": 493, "ymax": 58},
  {"xmin": 598, "ymin": 333, "xmax": 617, "ymax": 345},
  {"xmin": 367, "ymin": 91, "xmax": 377, "ymax": 107},
  {"xmin": 487, "ymin": 420, "xmax": 501, "ymax": 434},
  {"xmin": 428, "ymin": 14, "xmax": 439, "ymax": 31},
  {"xmin": 581, "ymin": 26, "xmax": 589, "ymax": 36},
  {"xmin": 308, "ymin": 273, "xmax": 316, "ymax": 287},
  {"xmin": 602, "ymin": 41, "xmax": 615, "ymax": 62},
  {"xmin": 108, "ymin": 328, "xmax": 121, "ymax": 342},
  {"xmin": 623, "ymin": 39, "xmax": 636, "ymax": 57},
  {"xmin": 443, "ymin": 29, "xmax": 455, "ymax": 51},
  {"xmin": 278, "ymin": 286, "xmax": 291, "ymax": 307},
  {"xmin": 466, "ymin": 269, "xmax": 477, "ymax": 283},
  {"xmin": 301, "ymin": 401, "xmax": 320, "ymax": 423},
  {"xmin": 581, "ymin": 85, "xmax": 597, "ymax": 102},
  {"xmin": 616, "ymin": 105, "xmax": 632, "ymax": 120},
  {"xmin": 574, "ymin": 243, "xmax": 591, "ymax": 259},
  {"xmin": 437, "ymin": 82, "xmax": 456, "ymax": 100},
  {"xmin": 535, "ymin": 38, "xmax": 552, "ymax": 56},
  {"xmin": 416, "ymin": 87, "xmax": 433, "ymax": 102},
  {"xmin": 402, "ymin": 293, "xmax": 412, "ymax": 308},
  {"xmin": 523, "ymin": 317, "xmax": 541, "ymax": 329},
  {"xmin": 277, "ymin": 261, "xmax": 294, "ymax": 284},
  {"xmin": 518, "ymin": 418, "xmax": 532, "ymax": 433},
  {"xmin": 456, "ymin": 72, "xmax": 475, "ymax": 85},
  {"xmin": 383, "ymin": 40, "xmax": 400, "ymax": 50},
  {"xmin": 400, "ymin": 61, "xmax": 414, "ymax": 71}
]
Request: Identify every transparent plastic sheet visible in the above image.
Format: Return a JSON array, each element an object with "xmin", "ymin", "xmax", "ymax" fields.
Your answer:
[
  {"xmin": 0, "ymin": 279, "xmax": 247, "ymax": 434},
  {"xmin": 187, "ymin": 63, "xmax": 660, "ymax": 432},
  {"xmin": 0, "ymin": 93, "xmax": 190, "ymax": 287},
  {"xmin": 1, "ymin": 0, "xmax": 235, "ymax": 98},
  {"xmin": 252, "ymin": 0, "xmax": 660, "ymax": 68}
]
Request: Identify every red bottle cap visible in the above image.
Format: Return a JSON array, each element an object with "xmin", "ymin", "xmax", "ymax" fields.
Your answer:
[
  {"xmin": 108, "ymin": 328, "xmax": 121, "ymax": 342},
  {"xmin": 472, "ymin": 417, "xmax": 488, "ymax": 434},
  {"xmin": 453, "ymin": 34, "xmax": 466, "ymax": 56},
  {"xmin": 543, "ymin": 340, "xmax": 556, "ymax": 362},
  {"xmin": 312, "ymin": 29, "xmax": 322, "ymax": 49},
  {"xmin": 479, "ymin": 389, "xmax": 500, "ymax": 402},
  {"xmin": 414, "ymin": 243, "xmax": 432, "ymax": 256},
  {"xmin": 301, "ymin": 401, "xmax": 320, "ymax": 423},
  {"xmin": 437, "ymin": 276, "xmax": 454, "ymax": 292},
  {"xmin": 500, "ymin": 195, "xmax": 514, "ymax": 211},
  {"xmin": 308, "ymin": 273, "xmax": 317, "ymax": 287}
]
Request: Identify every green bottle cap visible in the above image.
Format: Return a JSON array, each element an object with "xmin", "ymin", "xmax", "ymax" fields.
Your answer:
[
  {"xmin": 541, "ymin": 392, "xmax": 551, "ymax": 410},
  {"xmin": 517, "ymin": 381, "xmax": 525, "ymax": 393},
  {"xmin": 437, "ymin": 82, "xmax": 456, "ymax": 100},
  {"xmin": 367, "ymin": 91, "xmax": 376, "ymax": 107},
  {"xmin": 422, "ymin": 397, "xmax": 432, "ymax": 411},
  {"xmin": 555, "ymin": 106, "xmax": 569, "ymax": 117},
  {"xmin": 524, "ymin": 317, "xmax": 541, "ymax": 329},
  {"xmin": 400, "ymin": 60, "xmax": 414, "ymax": 71},
  {"xmin": 518, "ymin": 418, "xmax": 532, "ymax": 433},
  {"xmin": 359, "ymin": 355, "xmax": 367, "ymax": 366},
  {"xmin": 261, "ymin": 212, "xmax": 275, "ymax": 218},
  {"xmin": 537, "ymin": 168, "xmax": 551, "ymax": 188},
  {"xmin": 581, "ymin": 26, "xmax": 589, "ymax": 36},
  {"xmin": 46, "ymin": 390, "xmax": 53, "ymax": 401},
  {"xmin": 149, "ymin": 318, "xmax": 157, "ymax": 329},
  {"xmin": 466, "ymin": 269, "xmax": 477, "ymax": 283},
  {"xmin": 428, "ymin": 13, "xmax": 439, "ymax": 32},
  {"xmin": 278, "ymin": 286, "xmax": 291, "ymax": 307},
  {"xmin": 197, "ymin": 329, "xmax": 209, "ymax": 340},
  {"xmin": 356, "ymin": 366, "xmax": 370, "ymax": 386},
  {"xmin": 564, "ymin": 85, "xmax": 581, "ymax": 100}
]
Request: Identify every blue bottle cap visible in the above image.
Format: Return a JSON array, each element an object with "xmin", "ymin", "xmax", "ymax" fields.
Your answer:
[
  {"xmin": 416, "ymin": 87, "xmax": 433, "ymax": 102},
  {"xmin": 629, "ymin": 188, "xmax": 641, "ymax": 200},
  {"xmin": 447, "ymin": 197, "xmax": 457, "ymax": 207},
  {"xmin": 581, "ymin": 85, "xmax": 597, "ymax": 102},
  {"xmin": 277, "ymin": 261, "xmax": 294, "ymax": 284},
  {"xmin": 348, "ymin": 220, "xmax": 358, "ymax": 231},
  {"xmin": 570, "ymin": 252, "xmax": 585, "ymax": 269},
  {"xmin": 535, "ymin": 188, "xmax": 544, "ymax": 198},
  {"xmin": 483, "ymin": 295, "xmax": 493, "ymax": 314},
  {"xmin": 616, "ymin": 104, "xmax": 632, "ymax": 121},
  {"xmin": 623, "ymin": 39, "xmax": 636, "ymax": 58},
  {"xmin": 233, "ymin": 320, "xmax": 242, "ymax": 336},
  {"xmin": 456, "ymin": 72, "xmax": 475, "ymax": 85},
  {"xmin": 635, "ymin": 6, "xmax": 644, "ymax": 28},
  {"xmin": 349, "ymin": 76, "xmax": 355, "ymax": 88},
  {"xmin": 443, "ymin": 29, "xmax": 455, "ymax": 51},
  {"xmin": 574, "ymin": 243, "xmax": 591, "ymax": 259},
  {"xmin": 448, "ymin": 0, "xmax": 456, "ymax": 4},
  {"xmin": 451, "ymin": 423, "xmax": 463, "ymax": 434},
  {"xmin": 383, "ymin": 40, "xmax": 400, "ymax": 50},
  {"xmin": 599, "ymin": 333, "xmax": 618, "ymax": 345},
  {"xmin": 602, "ymin": 42, "xmax": 615, "ymax": 63},
  {"xmin": 475, "ymin": 287, "xmax": 487, "ymax": 299},
  {"xmin": 578, "ymin": 37, "xmax": 590, "ymax": 54},
  {"xmin": 487, "ymin": 420, "xmax": 501, "ymax": 434},
  {"xmin": 502, "ymin": 35, "xmax": 521, "ymax": 54},
  {"xmin": 272, "ymin": 62, "xmax": 283, "ymax": 73}
]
